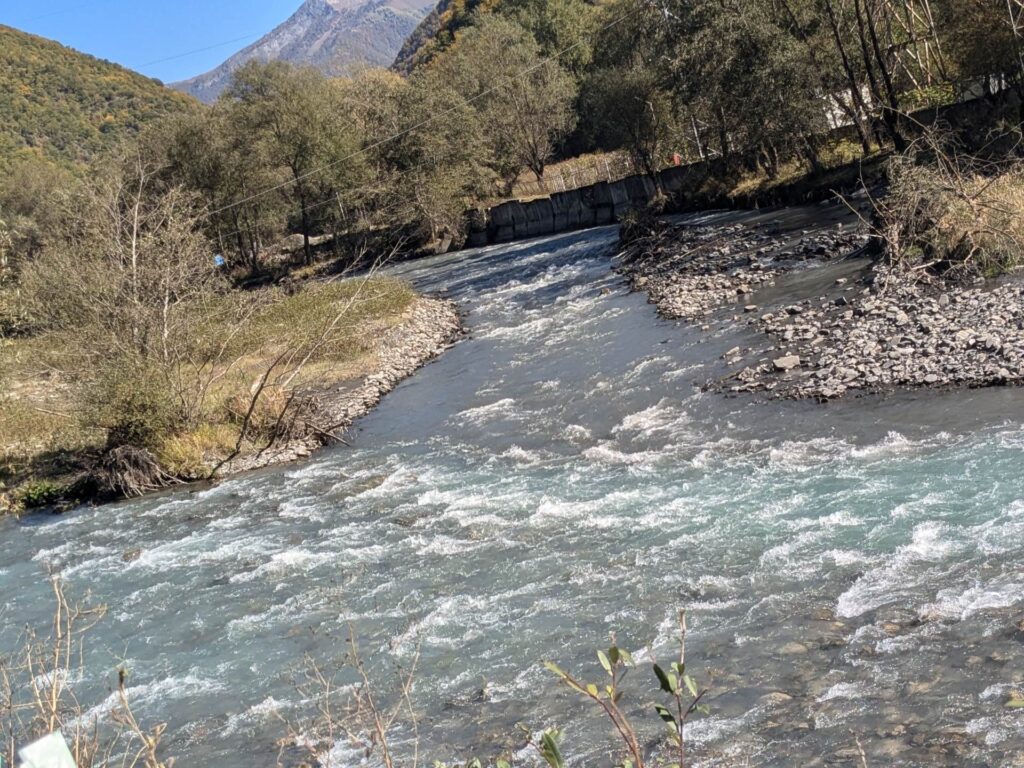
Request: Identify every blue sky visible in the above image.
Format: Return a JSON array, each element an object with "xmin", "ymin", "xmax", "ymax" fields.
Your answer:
[{"xmin": 1, "ymin": 0, "xmax": 302, "ymax": 82}]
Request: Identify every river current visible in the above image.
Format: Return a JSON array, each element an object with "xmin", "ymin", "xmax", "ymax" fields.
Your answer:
[{"xmin": 2, "ymin": 207, "xmax": 1024, "ymax": 766}]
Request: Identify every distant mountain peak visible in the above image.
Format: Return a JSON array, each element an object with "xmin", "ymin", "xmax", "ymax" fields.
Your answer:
[{"xmin": 172, "ymin": 0, "xmax": 434, "ymax": 103}]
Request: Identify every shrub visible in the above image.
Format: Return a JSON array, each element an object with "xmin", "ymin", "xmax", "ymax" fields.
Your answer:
[
  {"xmin": 85, "ymin": 358, "xmax": 180, "ymax": 450},
  {"xmin": 156, "ymin": 423, "xmax": 238, "ymax": 479},
  {"xmin": 223, "ymin": 384, "xmax": 294, "ymax": 442},
  {"xmin": 879, "ymin": 134, "xmax": 1024, "ymax": 280},
  {"xmin": 14, "ymin": 479, "xmax": 66, "ymax": 508}
]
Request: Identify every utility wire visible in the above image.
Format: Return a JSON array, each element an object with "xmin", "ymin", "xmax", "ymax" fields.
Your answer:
[{"xmin": 137, "ymin": 32, "xmax": 263, "ymax": 69}]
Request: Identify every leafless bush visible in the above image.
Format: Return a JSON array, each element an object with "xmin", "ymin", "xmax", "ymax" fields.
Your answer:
[
  {"xmin": 874, "ymin": 130, "xmax": 1024, "ymax": 280},
  {"xmin": 0, "ymin": 576, "xmax": 173, "ymax": 768},
  {"xmin": 276, "ymin": 626, "xmax": 421, "ymax": 768},
  {"xmin": 276, "ymin": 611, "xmax": 713, "ymax": 768}
]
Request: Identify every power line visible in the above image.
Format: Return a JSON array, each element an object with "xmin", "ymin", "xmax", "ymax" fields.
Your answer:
[
  {"xmin": 12, "ymin": 2, "xmax": 97, "ymax": 24},
  {"xmin": 136, "ymin": 32, "xmax": 263, "ymax": 69},
  {"xmin": 206, "ymin": 4, "xmax": 642, "ymax": 222}
]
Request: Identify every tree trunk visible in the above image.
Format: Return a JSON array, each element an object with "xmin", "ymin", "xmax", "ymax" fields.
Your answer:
[{"xmin": 824, "ymin": 0, "xmax": 876, "ymax": 154}]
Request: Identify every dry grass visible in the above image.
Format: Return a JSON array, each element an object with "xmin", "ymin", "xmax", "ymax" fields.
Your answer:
[
  {"xmin": 878, "ymin": 135, "xmax": 1024, "ymax": 279},
  {"xmin": 508, "ymin": 150, "xmax": 636, "ymax": 200},
  {"xmin": 0, "ymin": 276, "xmax": 416, "ymax": 508},
  {"xmin": 729, "ymin": 137, "xmax": 873, "ymax": 198}
]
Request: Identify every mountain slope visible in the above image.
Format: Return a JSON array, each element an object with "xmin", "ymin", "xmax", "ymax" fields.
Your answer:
[
  {"xmin": 392, "ymin": 0, "xmax": 491, "ymax": 74},
  {"xmin": 174, "ymin": 0, "xmax": 433, "ymax": 103},
  {"xmin": 0, "ymin": 25, "xmax": 197, "ymax": 171}
]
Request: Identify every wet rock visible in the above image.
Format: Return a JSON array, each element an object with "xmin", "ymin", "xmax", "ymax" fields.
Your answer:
[
  {"xmin": 760, "ymin": 691, "xmax": 795, "ymax": 705},
  {"xmin": 779, "ymin": 641, "xmax": 809, "ymax": 655},
  {"xmin": 619, "ymin": 216, "xmax": 1024, "ymax": 401}
]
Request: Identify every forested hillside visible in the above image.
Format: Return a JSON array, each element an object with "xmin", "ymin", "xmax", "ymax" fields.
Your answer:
[
  {"xmin": 0, "ymin": 25, "xmax": 197, "ymax": 171},
  {"xmin": 393, "ymin": 0, "xmax": 607, "ymax": 74}
]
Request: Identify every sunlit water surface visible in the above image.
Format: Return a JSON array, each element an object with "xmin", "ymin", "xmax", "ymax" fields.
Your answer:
[{"xmin": 2, "ymin": 208, "xmax": 1023, "ymax": 766}]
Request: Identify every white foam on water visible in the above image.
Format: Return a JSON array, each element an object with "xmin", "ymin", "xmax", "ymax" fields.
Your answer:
[
  {"xmin": 613, "ymin": 399, "xmax": 691, "ymax": 438},
  {"xmin": 393, "ymin": 586, "xmax": 538, "ymax": 652},
  {"xmin": 622, "ymin": 355, "xmax": 675, "ymax": 382},
  {"xmin": 890, "ymin": 490, "xmax": 950, "ymax": 519},
  {"xmin": 32, "ymin": 541, "xmax": 117, "ymax": 569},
  {"xmin": 562, "ymin": 423, "xmax": 592, "ymax": 443},
  {"xmin": 221, "ymin": 696, "xmax": 290, "ymax": 737},
  {"xmin": 581, "ymin": 442, "xmax": 663, "ymax": 469},
  {"xmin": 788, "ymin": 509, "xmax": 864, "ymax": 530},
  {"xmin": 454, "ymin": 397, "xmax": 520, "ymax": 425},
  {"xmin": 128, "ymin": 531, "xmax": 279, "ymax": 573},
  {"xmin": 836, "ymin": 521, "xmax": 962, "ymax": 618},
  {"xmin": 981, "ymin": 683, "xmax": 1017, "ymax": 700},
  {"xmin": 966, "ymin": 715, "xmax": 1019, "ymax": 746},
  {"xmin": 73, "ymin": 671, "xmax": 226, "ymax": 729},
  {"xmin": 850, "ymin": 430, "xmax": 915, "ymax": 458},
  {"xmin": 919, "ymin": 580, "xmax": 1024, "ymax": 621},
  {"xmin": 759, "ymin": 531, "xmax": 819, "ymax": 569},
  {"xmin": 768, "ymin": 436, "xmax": 850, "ymax": 469},
  {"xmin": 822, "ymin": 549, "xmax": 872, "ymax": 567},
  {"xmin": 207, "ymin": 514, "xmax": 249, "ymax": 530},
  {"xmin": 225, "ymin": 593, "xmax": 321, "ymax": 638},
  {"xmin": 229, "ymin": 549, "xmax": 334, "ymax": 584},
  {"xmin": 499, "ymin": 444, "xmax": 548, "ymax": 464},
  {"xmin": 411, "ymin": 534, "xmax": 490, "ymax": 556},
  {"xmin": 528, "ymin": 488, "xmax": 662, "ymax": 530},
  {"xmin": 480, "ymin": 315, "xmax": 554, "ymax": 342},
  {"xmin": 686, "ymin": 702, "xmax": 771, "ymax": 748},
  {"xmin": 976, "ymin": 499, "xmax": 1024, "ymax": 555},
  {"xmin": 818, "ymin": 681, "xmax": 873, "ymax": 702}
]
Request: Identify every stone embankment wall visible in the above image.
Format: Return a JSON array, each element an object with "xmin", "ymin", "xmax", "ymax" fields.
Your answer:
[{"xmin": 463, "ymin": 151, "xmax": 867, "ymax": 248}]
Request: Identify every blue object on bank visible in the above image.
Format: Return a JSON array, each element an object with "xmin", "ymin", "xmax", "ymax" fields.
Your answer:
[{"xmin": 214, "ymin": 254, "xmax": 226, "ymax": 268}]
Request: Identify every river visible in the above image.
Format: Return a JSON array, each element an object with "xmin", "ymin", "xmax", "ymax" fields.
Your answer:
[{"xmin": 2, "ymin": 206, "xmax": 1023, "ymax": 766}]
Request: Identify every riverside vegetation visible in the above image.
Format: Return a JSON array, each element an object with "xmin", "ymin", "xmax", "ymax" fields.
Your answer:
[{"xmin": 0, "ymin": 150, "xmax": 462, "ymax": 513}]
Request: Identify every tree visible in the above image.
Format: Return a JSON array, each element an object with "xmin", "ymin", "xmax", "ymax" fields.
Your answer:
[
  {"xmin": 149, "ymin": 108, "xmax": 288, "ymax": 273},
  {"xmin": 579, "ymin": 64, "xmax": 676, "ymax": 175},
  {"xmin": 23, "ymin": 156, "xmax": 218, "ymax": 361},
  {"xmin": 338, "ymin": 68, "xmax": 493, "ymax": 246},
  {"xmin": 222, "ymin": 62, "xmax": 368, "ymax": 264},
  {"xmin": 500, "ymin": 0, "xmax": 602, "ymax": 76},
  {"xmin": 432, "ymin": 14, "xmax": 578, "ymax": 188}
]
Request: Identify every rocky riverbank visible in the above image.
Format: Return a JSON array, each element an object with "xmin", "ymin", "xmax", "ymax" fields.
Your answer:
[
  {"xmin": 733, "ymin": 267, "xmax": 1024, "ymax": 399},
  {"xmin": 622, "ymin": 218, "xmax": 869, "ymax": 321},
  {"xmin": 619, "ymin": 215, "xmax": 1024, "ymax": 400},
  {"xmin": 218, "ymin": 296, "xmax": 463, "ymax": 474}
]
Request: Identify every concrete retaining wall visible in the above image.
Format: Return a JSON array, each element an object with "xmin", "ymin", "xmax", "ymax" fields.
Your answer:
[{"xmin": 467, "ymin": 172, "xmax": 668, "ymax": 248}]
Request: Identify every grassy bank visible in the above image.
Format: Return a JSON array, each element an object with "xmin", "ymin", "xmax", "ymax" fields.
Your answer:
[{"xmin": 0, "ymin": 277, "xmax": 415, "ymax": 515}]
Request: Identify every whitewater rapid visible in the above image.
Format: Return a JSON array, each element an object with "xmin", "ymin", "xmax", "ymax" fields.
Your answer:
[{"xmin": 2, "ymin": 208, "xmax": 1023, "ymax": 766}]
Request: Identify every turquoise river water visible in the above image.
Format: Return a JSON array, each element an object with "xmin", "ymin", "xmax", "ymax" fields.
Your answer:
[{"xmin": 2, "ymin": 207, "xmax": 1023, "ymax": 766}]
